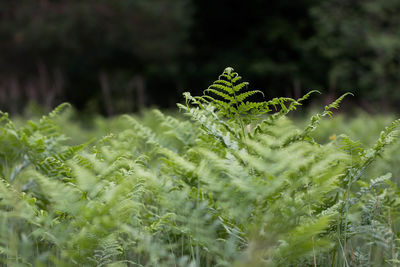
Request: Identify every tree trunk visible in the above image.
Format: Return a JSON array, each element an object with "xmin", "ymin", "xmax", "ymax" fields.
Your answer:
[{"xmin": 99, "ymin": 71, "xmax": 114, "ymax": 116}]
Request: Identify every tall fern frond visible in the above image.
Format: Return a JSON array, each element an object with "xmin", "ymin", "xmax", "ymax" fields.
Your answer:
[
  {"xmin": 282, "ymin": 93, "xmax": 353, "ymax": 146},
  {"xmin": 183, "ymin": 68, "xmax": 321, "ymax": 142}
]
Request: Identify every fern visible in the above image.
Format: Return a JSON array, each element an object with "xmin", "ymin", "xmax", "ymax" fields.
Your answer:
[
  {"xmin": 200, "ymin": 67, "xmax": 265, "ymax": 118},
  {"xmin": 0, "ymin": 68, "xmax": 399, "ymax": 266},
  {"xmin": 184, "ymin": 67, "xmax": 317, "ymax": 140}
]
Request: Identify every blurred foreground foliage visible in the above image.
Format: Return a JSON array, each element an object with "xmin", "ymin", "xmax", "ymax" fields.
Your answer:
[{"xmin": 1, "ymin": 68, "xmax": 400, "ymax": 266}]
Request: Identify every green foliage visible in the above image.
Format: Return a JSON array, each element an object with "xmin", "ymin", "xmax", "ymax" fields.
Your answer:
[
  {"xmin": 180, "ymin": 67, "xmax": 318, "ymax": 141},
  {"xmin": 1, "ymin": 68, "xmax": 400, "ymax": 266}
]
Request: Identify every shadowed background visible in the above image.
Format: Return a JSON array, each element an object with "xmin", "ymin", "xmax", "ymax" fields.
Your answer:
[{"xmin": 1, "ymin": 0, "xmax": 400, "ymax": 115}]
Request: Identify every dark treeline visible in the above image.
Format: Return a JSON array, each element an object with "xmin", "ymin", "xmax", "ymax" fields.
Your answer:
[{"xmin": 1, "ymin": 0, "xmax": 400, "ymax": 115}]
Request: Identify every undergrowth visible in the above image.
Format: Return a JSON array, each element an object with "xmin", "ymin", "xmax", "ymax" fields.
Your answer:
[{"xmin": 0, "ymin": 67, "xmax": 399, "ymax": 266}]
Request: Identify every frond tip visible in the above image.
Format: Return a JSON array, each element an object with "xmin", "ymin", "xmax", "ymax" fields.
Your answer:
[
  {"xmin": 324, "ymin": 92, "xmax": 353, "ymax": 117},
  {"xmin": 184, "ymin": 67, "xmax": 269, "ymax": 123}
]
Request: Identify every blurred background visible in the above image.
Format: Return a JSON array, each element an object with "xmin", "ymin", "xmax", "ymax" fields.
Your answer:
[{"xmin": 1, "ymin": 0, "xmax": 400, "ymax": 116}]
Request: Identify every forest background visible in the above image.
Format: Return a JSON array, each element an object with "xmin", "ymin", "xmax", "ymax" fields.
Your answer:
[{"xmin": 1, "ymin": 0, "xmax": 400, "ymax": 115}]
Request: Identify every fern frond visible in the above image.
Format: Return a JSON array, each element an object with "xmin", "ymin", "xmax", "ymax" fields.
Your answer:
[
  {"xmin": 88, "ymin": 235, "xmax": 124, "ymax": 267},
  {"xmin": 38, "ymin": 103, "xmax": 71, "ymax": 136},
  {"xmin": 48, "ymin": 103, "xmax": 71, "ymax": 118},
  {"xmin": 286, "ymin": 90, "xmax": 320, "ymax": 112},
  {"xmin": 150, "ymin": 109, "xmax": 198, "ymax": 147},
  {"xmin": 338, "ymin": 134, "xmax": 365, "ymax": 156},
  {"xmin": 237, "ymin": 101, "xmax": 271, "ymax": 114},
  {"xmin": 282, "ymin": 93, "xmax": 353, "ymax": 146},
  {"xmin": 214, "ymin": 79, "xmax": 232, "ymax": 87},
  {"xmin": 235, "ymin": 90, "xmax": 264, "ymax": 102},
  {"xmin": 254, "ymin": 90, "xmax": 320, "ymax": 133},
  {"xmin": 0, "ymin": 111, "xmax": 12, "ymax": 125},
  {"xmin": 233, "ymin": 81, "xmax": 250, "ymax": 93},
  {"xmin": 207, "ymin": 83, "xmax": 235, "ymax": 95},
  {"xmin": 122, "ymin": 115, "xmax": 159, "ymax": 146},
  {"xmin": 323, "ymin": 93, "xmax": 353, "ymax": 118},
  {"xmin": 183, "ymin": 67, "xmax": 318, "ymax": 141},
  {"xmin": 191, "ymin": 68, "xmax": 268, "ymax": 122},
  {"xmin": 345, "ymin": 118, "xmax": 400, "ymax": 183},
  {"xmin": 203, "ymin": 90, "xmax": 234, "ymax": 104}
]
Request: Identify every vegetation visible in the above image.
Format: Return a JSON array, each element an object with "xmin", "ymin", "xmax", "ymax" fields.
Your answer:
[{"xmin": 1, "ymin": 68, "xmax": 399, "ymax": 266}]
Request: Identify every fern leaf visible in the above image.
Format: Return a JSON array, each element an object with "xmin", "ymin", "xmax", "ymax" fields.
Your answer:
[
  {"xmin": 323, "ymin": 93, "xmax": 353, "ymax": 118},
  {"xmin": 235, "ymin": 90, "xmax": 264, "ymax": 102},
  {"xmin": 204, "ymin": 88, "xmax": 235, "ymax": 102},
  {"xmin": 231, "ymin": 75, "xmax": 242, "ymax": 84},
  {"xmin": 214, "ymin": 79, "xmax": 232, "ymax": 87},
  {"xmin": 233, "ymin": 81, "xmax": 249, "ymax": 92},
  {"xmin": 48, "ymin": 103, "xmax": 71, "ymax": 118},
  {"xmin": 338, "ymin": 134, "xmax": 365, "ymax": 156}
]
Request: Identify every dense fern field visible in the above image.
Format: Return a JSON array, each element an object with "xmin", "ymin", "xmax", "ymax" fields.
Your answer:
[{"xmin": 1, "ymin": 68, "xmax": 400, "ymax": 266}]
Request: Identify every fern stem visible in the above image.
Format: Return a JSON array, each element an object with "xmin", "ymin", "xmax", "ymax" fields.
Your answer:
[
  {"xmin": 229, "ymin": 73, "xmax": 247, "ymax": 140},
  {"xmin": 312, "ymin": 236, "xmax": 317, "ymax": 267},
  {"xmin": 330, "ymin": 245, "xmax": 337, "ymax": 267},
  {"xmin": 196, "ymin": 165, "xmax": 201, "ymax": 267}
]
